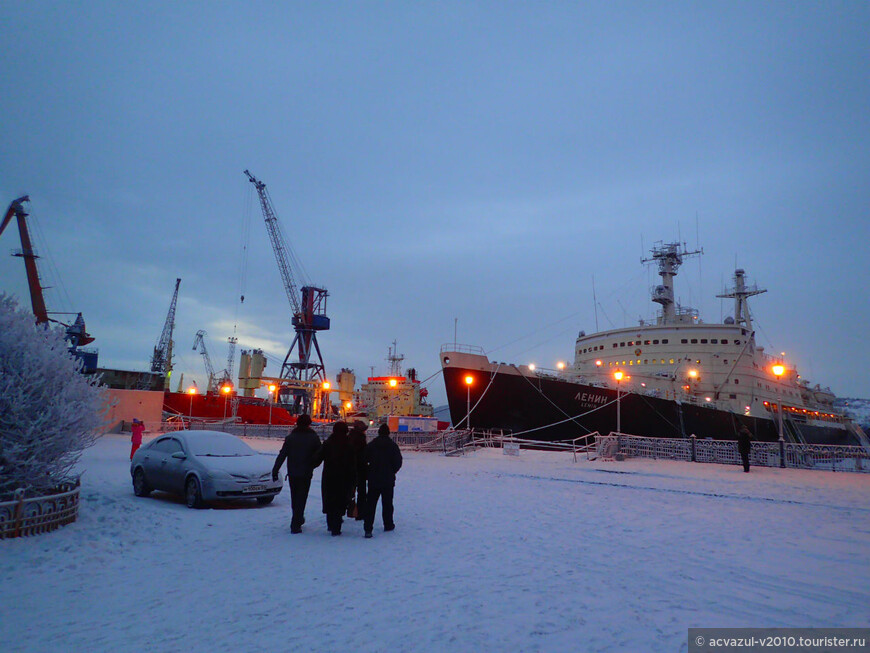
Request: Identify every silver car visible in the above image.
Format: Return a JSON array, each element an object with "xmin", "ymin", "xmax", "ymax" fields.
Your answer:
[{"xmin": 130, "ymin": 430, "xmax": 282, "ymax": 508}]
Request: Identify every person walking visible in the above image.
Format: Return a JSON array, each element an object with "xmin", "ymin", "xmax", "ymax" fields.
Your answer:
[
  {"xmin": 320, "ymin": 421, "xmax": 356, "ymax": 536},
  {"xmin": 272, "ymin": 414, "xmax": 323, "ymax": 534},
  {"xmin": 348, "ymin": 420, "xmax": 368, "ymax": 520},
  {"xmin": 130, "ymin": 419, "xmax": 145, "ymax": 460},
  {"xmin": 364, "ymin": 423, "xmax": 403, "ymax": 539},
  {"xmin": 737, "ymin": 425, "xmax": 753, "ymax": 473}
]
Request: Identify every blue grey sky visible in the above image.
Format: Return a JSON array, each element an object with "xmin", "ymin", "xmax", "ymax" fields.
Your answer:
[{"xmin": 2, "ymin": 2, "xmax": 869, "ymax": 405}]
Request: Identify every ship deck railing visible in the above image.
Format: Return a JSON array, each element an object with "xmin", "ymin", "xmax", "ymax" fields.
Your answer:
[{"xmin": 440, "ymin": 343, "xmax": 486, "ymax": 355}]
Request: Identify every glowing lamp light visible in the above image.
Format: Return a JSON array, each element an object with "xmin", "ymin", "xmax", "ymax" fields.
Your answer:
[
  {"xmin": 772, "ymin": 364, "xmax": 785, "ymax": 377},
  {"xmin": 221, "ymin": 385, "xmax": 231, "ymax": 394},
  {"xmin": 268, "ymin": 384, "xmax": 276, "ymax": 393},
  {"xmin": 388, "ymin": 378, "xmax": 398, "ymax": 388},
  {"xmin": 322, "ymin": 381, "xmax": 331, "ymax": 390},
  {"xmin": 557, "ymin": 361, "xmax": 565, "ymax": 370},
  {"xmin": 345, "ymin": 401, "xmax": 352, "ymax": 410},
  {"xmin": 595, "ymin": 360, "xmax": 603, "ymax": 367},
  {"xmin": 688, "ymin": 369, "xmax": 698, "ymax": 379},
  {"xmin": 613, "ymin": 370, "xmax": 624, "ymax": 382},
  {"xmin": 187, "ymin": 387, "xmax": 196, "ymax": 395},
  {"xmin": 464, "ymin": 375, "xmax": 474, "ymax": 386},
  {"xmin": 705, "ymin": 397, "xmax": 712, "ymax": 402},
  {"xmin": 528, "ymin": 364, "xmax": 536, "ymax": 371}
]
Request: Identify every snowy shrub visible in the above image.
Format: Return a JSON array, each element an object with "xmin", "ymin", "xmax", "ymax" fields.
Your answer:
[{"xmin": 0, "ymin": 294, "xmax": 107, "ymax": 500}]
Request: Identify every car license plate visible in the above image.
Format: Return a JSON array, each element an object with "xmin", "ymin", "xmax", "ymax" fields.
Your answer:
[{"xmin": 243, "ymin": 484, "xmax": 267, "ymax": 493}]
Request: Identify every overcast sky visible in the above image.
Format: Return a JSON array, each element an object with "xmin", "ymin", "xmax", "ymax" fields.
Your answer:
[{"xmin": 2, "ymin": 2, "xmax": 869, "ymax": 406}]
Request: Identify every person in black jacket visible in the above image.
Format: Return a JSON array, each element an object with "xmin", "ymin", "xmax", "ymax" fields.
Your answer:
[
  {"xmin": 320, "ymin": 421, "xmax": 356, "ymax": 536},
  {"xmin": 364, "ymin": 423, "xmax": 403, "ymax": 538},
  {"xmin": 272, "ymin": 414, "xmax": 323, "ymax": 534},
  {"xmin": 348, "ymin": 420, "xmax": 368, "ymax": 520},
  {"xmin": 737, "ymin": 425, "xmax": 753, "ymax": 473}
]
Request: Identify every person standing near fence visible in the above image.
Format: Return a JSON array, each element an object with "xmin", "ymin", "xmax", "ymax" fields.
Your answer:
[
  {"xmin": 271, "ymin": 414, "xmax": 323, "ymax": 534},
  {"xmin": 320, "ymin": 421, "xmax": 356, "ymax": 536},
  {"xmin": 348, "ymin": 420, "xmax": 368, "ymax": 520},
  {"xmin": 130, "ymin": 419, "xmax": 145, "ymax": 460},
  {"xmin": 364, "ymin": 423, "xmax": 403, "ymax": 539},
  {"xmin": 737, "ymin": 425, "xmax": 753, "ymax": 473}
]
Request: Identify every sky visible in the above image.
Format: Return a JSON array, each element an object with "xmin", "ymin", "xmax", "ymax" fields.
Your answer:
[{"xmin": 1, "ymin": 2, "xmax": 869, "ymax": 406}]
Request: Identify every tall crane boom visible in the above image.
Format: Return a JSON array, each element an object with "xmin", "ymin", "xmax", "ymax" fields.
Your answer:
[
  {"xmin": 192, "ymin": 330, "xmax": 217, "ymax": 392},
  {"xmin": 243, "ymin": 170, "xmax": 331, "ymax": 416},
  {"xmin": 150, "ymin": 278, "xmax": 181, "ymax": 390},
  {"xmin": 1, "ymin": 196, "xmax": 49, "ymax": 324},
  {"xmin": 244, "ymin": 170, "xmax": 303, "ymax": 317}
]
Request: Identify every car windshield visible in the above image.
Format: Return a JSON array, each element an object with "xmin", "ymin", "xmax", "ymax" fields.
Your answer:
[{"xmin": 184, "ymin": 432, "xmax": 256, "ymax": 457}]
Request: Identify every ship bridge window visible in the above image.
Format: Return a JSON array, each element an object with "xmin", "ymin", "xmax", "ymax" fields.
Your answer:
[
  {"xmin": 662, "ymin": 339, "xmax": 668, "ymax": 344},
  {"xmin": 711, "ymin": 339, "xmax": 718, "ymax": 344},
  {"xmin": 724, "ymin": 359, "xmax": 728, "ymax": 364},
  {"xmin": 681, "ymin": 339, "xmax": 688, "ymax": 344},
  {"xmin": 729, "ymin": 394, "xmax": 737, "ymax": 399},
  {"xmin": 653, "ymin": 339, "xmax": 659, "ymax": 344},
  {"xmin": 669, "ymin": 358, "xmax": 675, "ymax": 364},
  {"xmin": 691, "ymin": 339, "xmax": 698, "ymax": 344},
  {"xmin": 734, "ymin": 379, "xmax": 740, "ymax": 384},
  {"xmin": 700, "ymin": 339, "xmax": 708, "ymax": 344},
  {"xmin": 644, "ymin": 340, "xmax": 651, "ymax": 345},
  {"xmin": 612, "ymin": 343, "xmax": 618, "ymax": 349},
  {"xmin": 721, "ymin": 339, "xmax": 728, "ymax": 344},
  {"xmin": 734, "ymin": 340, "xmax": 741, "ymax": 345},
  {"xmin": 620, "ymin": 342, "xmax": 625, "ymax": 347}
]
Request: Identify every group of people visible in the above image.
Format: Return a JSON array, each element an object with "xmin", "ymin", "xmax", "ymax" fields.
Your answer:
[{"xmin": 271, "ymin": 415, "xmax": 403, "ymax": 538}]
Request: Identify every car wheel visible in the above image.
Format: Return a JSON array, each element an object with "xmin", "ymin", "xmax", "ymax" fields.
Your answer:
[
  {"xmin": 133, "ymin": 468, "xmax": 151, "ymax": 497},
  {"xmin": 185, "ymin": 476, "xmax": 203, "ymax": 509},
  {"xmin": 256, "ymin": 496, "xmax": 275, "ymax": 506}
]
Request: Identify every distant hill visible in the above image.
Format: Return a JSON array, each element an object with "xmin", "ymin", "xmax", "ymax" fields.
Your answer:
[{"xmin": 835, "ymin": 398, "xmax": 870, "ymax": 430}]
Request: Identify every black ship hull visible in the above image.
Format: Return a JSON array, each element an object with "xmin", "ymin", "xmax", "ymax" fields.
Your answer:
[{"xmin": 442, "ymin": 365, "xmax": 857, "ymax": 446}]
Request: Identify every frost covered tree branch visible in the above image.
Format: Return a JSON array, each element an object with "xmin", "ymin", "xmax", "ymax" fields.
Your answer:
[{"xmin": 0, "ymin": 294, "xmax": 107, "ymax": 500}]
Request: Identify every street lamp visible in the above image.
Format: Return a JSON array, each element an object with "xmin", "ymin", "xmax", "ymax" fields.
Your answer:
[
  {"xmin": 322, "ymin": 381, "xmax": 331, "ymax": 419},
  {"xmin": 613, "ymin": 370, "xmax": 624, "ymax": 433},
  {"xmin": 187, "ymin": 387, "xmax": 196, "ymax": 425},
  {"xmin": 773, "ymin": 363, "xmax": 786, "ymax": 467},
  {"xmin": 268, "ymin": 384, "xmax": 277, "ymax": 425},
  {"xmin": 221, "ymin": 384, "xmax": 232, "ymax": 421},
  {"xmin": 464, "ymin": 375, "xmax": 474, "ymax": 430}
]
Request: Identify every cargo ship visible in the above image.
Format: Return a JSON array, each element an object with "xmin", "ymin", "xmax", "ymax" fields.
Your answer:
[{"xmin": 441, "ymin": 242, "xmax": 869, "ymax": 447}]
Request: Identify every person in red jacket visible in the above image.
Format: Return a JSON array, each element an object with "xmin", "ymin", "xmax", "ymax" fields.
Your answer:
[{"xmin": 130, "ymin": 419, "xmax": 145, "ymax": 460}]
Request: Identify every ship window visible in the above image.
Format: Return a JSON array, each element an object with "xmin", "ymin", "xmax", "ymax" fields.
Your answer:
[
  {"xmin": 622, "ymin": 360, "xmax": 626, "ymax": 365},
  {"xmin": 620, "ymin": 342, "xmax": 625, "ymax": 347},
  {"xmin": 729, "ymin": 394, "xmax": 737, "ymax": 399},
  {"xmin": 681, "ymin": 339, "xmax": 688, "ymax": 344},
  {"xmin": 734, "ymin": 379, "xmax": 740, "ymax": 384},
  {"xmin": 653, "ymin": 339, "xmax": 659, "ymax": 344},
  {"xmin": 662, "ymin": 339, "xmax": 668, "ymax": 344},
  {"xmin": 721, "ymin": 339, "xmax": 728, "ymax": 344},
  {"xmin": 612, "ymin": 343, "xmax": 617, "ymax": 348},
  {"xmin": 644, "ymin": 359, "xmax": 648, "ymax": 364},
  {"xmin": 696, "ymin": 359, "xmax": 701, "ymax": 364},
  {"xmin": 637, "ymin": 359, "xmax": 641, "ymax": 364},
  {"xmin": 644, "ymin": 340, "xmax": 651, "ymax": 345},
  {"xmin": 669, "ymin": 359, "xmax": 675, "ymax": 364},
  {"xmin": 711, "ymin": 339, "xmax": 718, "ymax": 344},
  {"xmin": 724, "ymin": 359, "xmax": 728, "ymax": 364},
  {"xmin": 690, "ymin": 339, "xmax": 698, "ymax": 344},
  {"xmin": 734, "ymin": 340, "xmax": 740, "ymax": 345},
  {"xmin": 660, "ymin": 359, "xmax": 665, "ymax": 364},
  {"xmin": 629, "ymin": 360, "xmax": 633, "ymax": 365},
  {"xmin": 700, "ymin": 339, "xmax": 708, "ymax": 344}
]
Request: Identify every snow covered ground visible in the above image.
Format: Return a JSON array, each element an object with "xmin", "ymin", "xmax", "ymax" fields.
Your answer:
[{"xmin": 2, "ymin": 434, "xmax": 869, "ymax": 653}]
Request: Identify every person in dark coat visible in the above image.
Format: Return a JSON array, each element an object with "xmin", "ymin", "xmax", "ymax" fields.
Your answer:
[
  {"xmin": 272, "ymin": 414, "xmax": 323, "ymax": 533},
  {"xmin": 320, "ymin": 421, "xmax": 356, "ymax": 536},
  {"xmin": 737, "ymin": 425, "xmax": 753, "ymax": 473},
  {"xmin": 364, "ymin": 423, "xmax": 403, "ymax": 538},
  {"xmin": 348, "ymin": 420, "xmax": 369, "ymax": 520}
]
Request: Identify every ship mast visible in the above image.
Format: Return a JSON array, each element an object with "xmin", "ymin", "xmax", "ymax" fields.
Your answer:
[
  {"xmin": 716, "ymin": 269, "xmax": 766, "ymax": 332},
  {"xmin": 642, "ymin": 242, "xmax": 702, "ymax": 324}
]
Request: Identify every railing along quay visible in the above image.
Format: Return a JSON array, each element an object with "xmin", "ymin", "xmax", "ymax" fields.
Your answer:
[
  {"xmin": 0, "ymin": 480, "xmax": 81, "ymax": 539},
  {"xmin": 596, "ymin": 433, "xmax": 870, "ymax": 473}
]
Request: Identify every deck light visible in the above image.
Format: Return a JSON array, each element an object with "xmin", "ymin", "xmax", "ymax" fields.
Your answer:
[
  {"xmin": 388, "ymin": 378, "xmax": 397, "ymax": 388},
  {"xmin": 772, "ymin": 364, "xmax": 784, "ymax": 377},
  {"xmin": 557, "ymin": 361, "xmax": 565, "ymax": 370},
  {"xmin": 187, "ymin": 387, "xmax": 196, "ymax": 395},
  {"xmin": 528, "ymin": 364, "xmax": 536, "ymax": 371},
  {"xmin": 688, "ymin": 369, "xmax": 698, "ymax": 379},
  {"xmin": 595, "ymin": 360, "xmax": 602, "ymax": 367},
  {"xmin": 221, "ymin": 385, "xmax": 231, "ymax": 394},
  {"xmin": 464, "ymin": 375, "xmax": 473, "ymax": 385},
  {"xmin": 323, "ymin": 381, "xmax": 331, "ymax": 390}
]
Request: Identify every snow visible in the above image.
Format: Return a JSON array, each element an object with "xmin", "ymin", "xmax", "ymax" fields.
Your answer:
[{"xmin": 2, "ymin": 434, "xmax": 869, "ymax": 652}]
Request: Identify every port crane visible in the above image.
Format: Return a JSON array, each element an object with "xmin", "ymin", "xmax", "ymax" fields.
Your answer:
[
  {"xmin": 192, "ymin": 330, "xmax": 237, "ymax": 392},
  {"xmin": 1, "ymin": 196, "xmax": 96, "ymax": 370},
  {"xmin": 149, "ymin": 278, "xmax": 181, "ymax": 390},
  {"xmin": 244, "ymin": 170, "xmax": 330, "ymax": 416}
]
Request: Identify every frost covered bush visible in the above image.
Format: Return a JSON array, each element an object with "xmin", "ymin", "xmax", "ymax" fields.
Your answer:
[{"xmin": 0, "ymin": 294, "xmax": 107, "ymax": 500}]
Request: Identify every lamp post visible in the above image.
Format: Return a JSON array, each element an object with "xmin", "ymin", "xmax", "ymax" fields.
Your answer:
[
  {"xmin": 464, "ymin": 375, "xmax": 473, "ymax": 430},
  {"xmin": 773, "ymin": 364, "xmax": 785, "ymax": 467},
  {"xmin": 268, "ymin": 384, "xmax": 276, "ymax": 425},
  {"xmin": 388, "ymin": 378, "xmax": 397, "ymax": 420},
  {"xmin": 614, "ymin": 370, "xmax": 623, "ymax": 433},
  {"xmin": 322, "ymin": 381, "xmax": 331, "ymax": 420},
  {"xmin": 187, "ymin": 387, "xmax": 196, "ymax": 426},
  {"xmin": 221, "ymin": 384, "xmax": 231, "ymax": 421}
]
